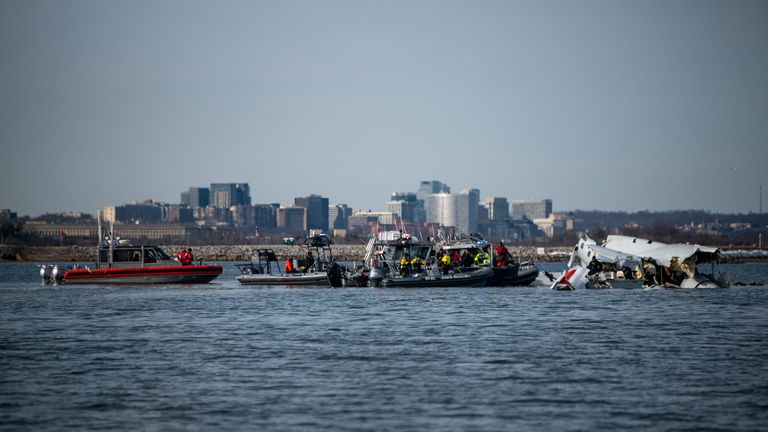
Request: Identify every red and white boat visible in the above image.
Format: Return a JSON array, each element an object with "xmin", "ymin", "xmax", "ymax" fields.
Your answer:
[
  {"xmin": 42, "ymin": 244, "xmax": 222, "ymax": 285},
  {"xmin": 40, "ymin": 215, "xmax": 222, "ymax": 285}
]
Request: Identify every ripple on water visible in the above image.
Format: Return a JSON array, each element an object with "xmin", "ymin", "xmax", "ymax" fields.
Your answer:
[{"xmin": 1, "ymin": 263, "xmax": 768, "ymax": 431}]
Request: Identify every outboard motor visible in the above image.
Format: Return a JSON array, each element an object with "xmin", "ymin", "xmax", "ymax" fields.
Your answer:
[
  {"xmin": 326, "ymin": 262, "xmax": 345, "ymax": 288},
  {"xmin": 368, "ymin": 266, "xmax": 388, "ymax": 288},
  {"xmin": 40, "ymin": 265, "xmax": 52, "ymax": 284},
  {"xmin": 50, "ymin": 265, "xmax": 65, "ymax": 285}
]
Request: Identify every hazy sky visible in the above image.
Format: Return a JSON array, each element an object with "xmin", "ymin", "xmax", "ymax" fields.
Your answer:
[{"xmin": 2, "ymin": 0, "xmax": 767, "ymax": 217}]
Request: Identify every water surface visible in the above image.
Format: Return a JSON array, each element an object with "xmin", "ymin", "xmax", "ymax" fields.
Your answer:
[{"xmin": 1, "ymin": 262, "xmax": 767, "ymax": 431}]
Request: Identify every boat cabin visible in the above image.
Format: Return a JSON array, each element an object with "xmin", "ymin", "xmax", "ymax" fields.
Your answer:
[{"xmin": 97, "ymin": 245, "xmax": 174, "ymax": 268}]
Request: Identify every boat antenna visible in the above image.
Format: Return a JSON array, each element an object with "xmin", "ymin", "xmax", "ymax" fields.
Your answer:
[
  {"xmin": 109, "ymin": 218, "xmax": 114, "ymax": 265},
  {"xmin": 97, "ymin": 209, "xmax": 102, "ymax": 245}
]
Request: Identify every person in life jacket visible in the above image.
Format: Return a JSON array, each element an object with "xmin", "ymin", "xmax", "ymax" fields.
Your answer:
[
  {"xmin": 285, "ymin": 257, "xmax": 294, "ymax": 273},
  {"xmin": 474, "ymin": 248, "xmax": 491, "ymax": 267},
  {"xmin": 451, "ymin": 251, "xmax": 461, "ymax": 265},
  {"xmin": 400, "ymin": 255, "xmax": 410, "ymax": 276},
  {"xmin": 179, "ymin": 248, "xmax": 193, "ymax": 266},
  {"xmin": 410, "ymin": 256, "xmax": 423, "ymax": 273},
  {"xmin": 494, "ymin": 242, "xmax": 510, "ymax": 267},
  {"xmin": 440, "ymin": 253, "xmax": 451, "ymax": 274}
]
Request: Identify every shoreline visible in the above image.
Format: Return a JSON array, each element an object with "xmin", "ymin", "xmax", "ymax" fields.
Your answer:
[{"xmin": 1, "ymin": 244, "xmax": 766, "ymax": 263}]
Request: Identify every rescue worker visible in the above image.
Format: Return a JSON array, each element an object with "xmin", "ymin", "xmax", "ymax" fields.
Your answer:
[
  {"xmin": 400, "ymin": 254, "xmax": 410, "ymax": 276},
  {"xmin": 587, "ymin": 256, "xmax": 602, "ymax": 275},
  {"xmin": 461, "ymin": 250, "xmax": 473, "ymax": 267},
  {"xmin": 495, "ymin": 242, "xmax": 510, "ymax": 267},
  {"xmin": 451, "ymin": 251, "xmax": 461, "ymax": 266},
  {"xmin": 474, "ymin": 248, "xmax": 491, "ymax": 267},
  {"xmin": 185, "ymin": 248, "xmax": 194, "ymax": 265},
  {"xmin": 177, "ymin": 249, "xmax": 186, "ymax": 264},
  {"xmin": 305, "ymin": 251, "xmax": 315, "ymax": 271},
  {"xmin": 410, "ymin": 255, "xmax": 423, "ymax": 273},
  {"xmin": 441, "ymin": 252, "xmax": 451, "ymax": 274},
  {"xmin": 285, "ymin": 257, "xmax": 295, "ymax": 273}
]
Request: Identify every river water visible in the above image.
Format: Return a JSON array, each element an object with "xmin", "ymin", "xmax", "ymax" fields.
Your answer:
[{"xmin": 1, "ymin": 262, "xmax": 767, "ymax": 431}]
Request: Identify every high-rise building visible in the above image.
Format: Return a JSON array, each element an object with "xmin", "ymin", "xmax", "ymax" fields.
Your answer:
[
  {"xmin": 511, "ymin": 199, "xmax": 552, "ymax": 220},
  {"xmin": 294, "ymin": 195, "xmax": 329, "ymax": 231},
  {"xmin": 388, "ymin": 192, "xmax": 423, "ymax": 223},
  {"xmin": 426, "ymin": 189, "xmax": 479, "ymax": 234},
  {"xmin": 486, "ymin": 197, "xmax": 510, "ymax": 222},
  {"xmin": 329, "ymin": 204, "xmax": 352, "ymax": 230},
  {"xmin": 253, "ymin": 203, "xmax": 279, "ymax": 228},
  {"xmin": 276, "ymin": 207, "xmax": 307, "ymax": 233},
  {"xmin": 426, "ymin": 193, "xmax": 453, "ymax": 228},
  {"xmin": 417, "ymin": 180, "xmax": 450, "ymax": 201},
  {"xmin": 456, "ymin": 189, "xmax": 480, "ymax": 234},
  {"xmin": 418, "ymin": 180, "xmax": 450, "ymax": 220},
  {"xmin": 210, "ymin": 183, "xmax": 250, "ymax": 209},
  {"xmin": 188, "ymin": 187, "xmax": 210, "ymax": 208},
  {"xmin": 102, "ymin": 202, "xmax": 164, "ymax": 224}
]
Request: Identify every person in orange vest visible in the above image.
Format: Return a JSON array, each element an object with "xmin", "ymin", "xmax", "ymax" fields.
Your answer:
[{"xmin": 285, "ymin": 257, "xmax": 295, "ymax": 274}]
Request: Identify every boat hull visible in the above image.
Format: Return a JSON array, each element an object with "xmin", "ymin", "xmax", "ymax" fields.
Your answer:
[
  {"xmin": 237, "ymin": 272, "xmax": 330, "ymax": 286},
  {"xmin": 378, "ymin": 268, "xmax": 493, "ymax": 288},
  {"xmin": 62, "ymin": 265, "xmax": 223, "ymax": 284},
  {"xmin": 486, "ymin": 264, "xmax": 540, "ymax": 287}
]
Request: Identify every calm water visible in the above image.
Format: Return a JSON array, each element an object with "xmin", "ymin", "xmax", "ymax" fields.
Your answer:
[{"xmin": 1, "ymin": 262, "xmax": 767, "ymax": 431}]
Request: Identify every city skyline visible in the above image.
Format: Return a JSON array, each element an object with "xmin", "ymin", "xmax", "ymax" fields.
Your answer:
[{"xmin": 1, "ymin": 1, "xmax": 767, "ymax": 217}]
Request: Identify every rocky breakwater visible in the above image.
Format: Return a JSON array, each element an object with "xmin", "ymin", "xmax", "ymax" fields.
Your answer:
[
  {"xmin": 0, "ymin": 244, "xmax": 370, "ymax": 262},
  {"xmin": 0, "ymin": 245, "xmax": 96, "ymax": 262},
  {"xmin": 177, "ymin": 244, "xmax": 369, "ymax": 262}
]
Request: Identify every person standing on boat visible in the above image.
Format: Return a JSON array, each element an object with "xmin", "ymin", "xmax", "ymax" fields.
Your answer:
[
  {"xmin": 185, "ymin": 248, "xmax": 194, "ymax": 266},
  {"xmin": 305, "ymin": 251, "xmax": 315, "ymax": 272},
  {"xmin": 285, "ymin": 258, "xmax": 295, "ymax": 274},
  {"xmin": 495, "ymin": 242, "xmax": 510, "ymax": 267},
  {"xmin": 440, "ymin": 252, "xmax": 451, "ymax": 274},
  {"xmin": 177, "ymin": 249, "xmax": 186, "ymax": 265}
]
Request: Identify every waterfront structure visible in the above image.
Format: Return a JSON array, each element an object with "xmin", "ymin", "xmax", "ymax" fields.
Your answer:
[
  {"xmin": 22, "ymin": 222, "xmax": 210, "ymax": 242},
  {"xmin": 210, "ymin": 183, "xmax": 250, "ymax": 209},
  {"xmin": 277, "ymin": 207, "xmax": 307, "ymax": 234},
  {"xmin": 512, "ymin": 199, "xmax": 552, "ymax": 221},
  {"xmin": 294, "ymin": 195, "xmax": 329, "ymax": 232}
]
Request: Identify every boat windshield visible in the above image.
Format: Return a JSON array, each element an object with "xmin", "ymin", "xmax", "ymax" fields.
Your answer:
[{"xmin": 152, "ymin": 247, "xmax": 171, "ymax": 260}]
